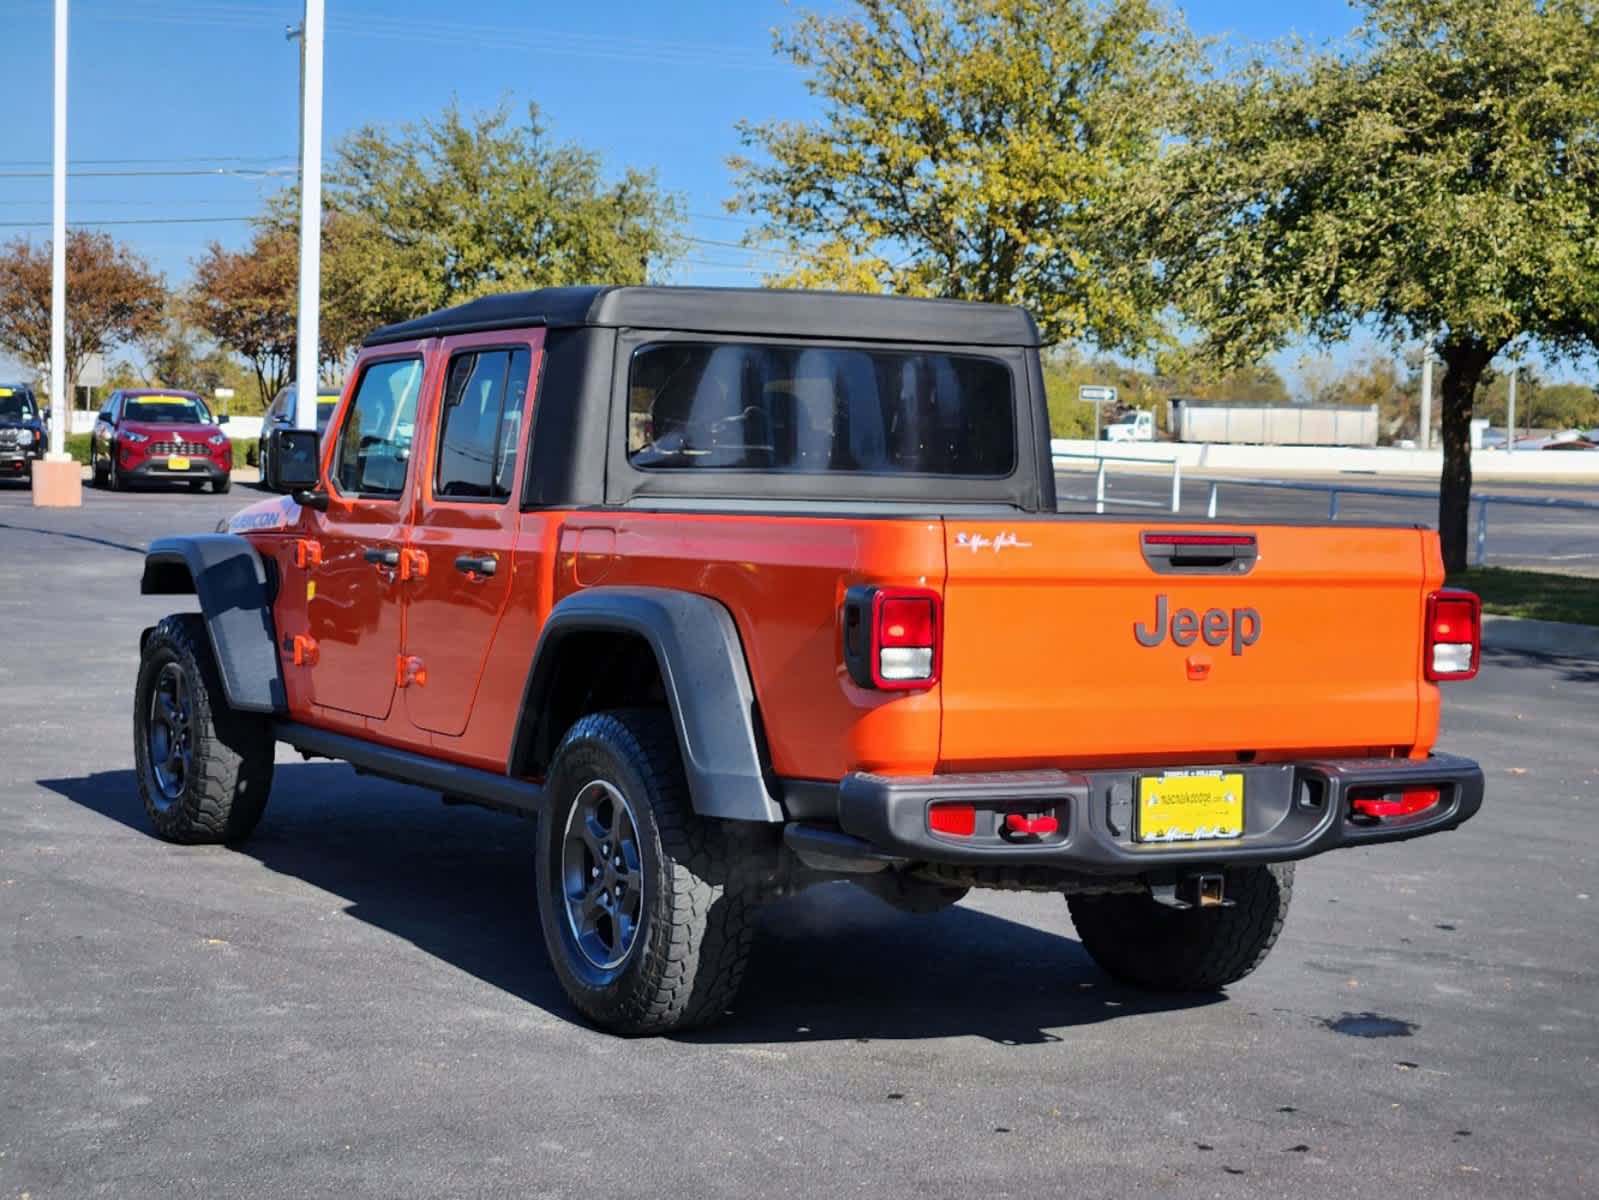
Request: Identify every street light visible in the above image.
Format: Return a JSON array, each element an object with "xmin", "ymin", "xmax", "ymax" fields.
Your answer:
[
  {"xmin": 32, "ymin": 0, "xmax": 81, "ymax": 507},
  {"xmin": 289, "ymin": 0, "xmax": 325, "ymax": 435}
]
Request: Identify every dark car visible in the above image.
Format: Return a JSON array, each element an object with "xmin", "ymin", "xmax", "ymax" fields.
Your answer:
[
  {"xmin": 257, "ymin": 384, "xmax": 341, "ymax": 491},
  {"xmin": 0, "ymin": 384, "xmax": 47, "ymax": 483},
  {"xmin": 91, "ymin": 389, "xmax": 232, "ymax": 493}
]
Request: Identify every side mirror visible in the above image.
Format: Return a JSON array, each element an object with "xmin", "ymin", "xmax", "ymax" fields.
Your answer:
[
  {"xmin": 215, "ymin": 412, "xmax": 230, "ymax": 425},
  {"xmin": 272, "ymin": 427, "xmax": 323, "ymax": 492}
]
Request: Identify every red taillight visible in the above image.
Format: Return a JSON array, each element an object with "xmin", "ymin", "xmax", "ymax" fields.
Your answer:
[
  {"xmin": 1351, "ymin": 786, "xmax": 1442, "ymax": 820},
  {"xmin": 928, "ymin": 802, "xmax": 975, "ymax": 837},
  {"xmin": 1424, "ymin": 589, "xmax": 1481, "ymax": 681},
  {"xmin": 870, "ymin": 587, "xmax": 940, "ymax": 690}
]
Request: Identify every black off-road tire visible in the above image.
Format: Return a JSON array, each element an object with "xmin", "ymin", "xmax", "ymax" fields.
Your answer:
[
  {"xmin": 536, "ymin": 709, "xmax": 760, "ymax": 1036},
  {"xmin": 133, "ymin": 613, "xmax": 273, "ymax": 844},
  {"xmin": 1067, "ymin": 864, "xmax": 1294, "ymax": 991}
]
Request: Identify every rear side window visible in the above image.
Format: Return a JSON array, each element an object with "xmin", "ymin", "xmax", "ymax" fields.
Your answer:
[
  {"xmin": 331, "ymin": 357, "xmax": 423, "ymax": 497},
  {"xmin": 626, "ymin": 342, "xmax": 1015, "ymax": 477},
  {"xmin": 434, "ymin": 347, "xmax": 530, "ymax": 500}
]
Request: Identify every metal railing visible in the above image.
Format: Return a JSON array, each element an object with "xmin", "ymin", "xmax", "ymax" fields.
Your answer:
[
  {"xmin": 1053, "ymin": 450, "xmax": 1184, "ymax": 515},
  {"xmin": 1052, "ymin": 450, "xmax": 1599, "ymax": 566}
]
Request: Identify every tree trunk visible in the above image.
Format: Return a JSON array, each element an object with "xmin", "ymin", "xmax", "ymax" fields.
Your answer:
[{"xmin": 1436, "ymin": 338, "xmax": 1495, "ymax": 575}]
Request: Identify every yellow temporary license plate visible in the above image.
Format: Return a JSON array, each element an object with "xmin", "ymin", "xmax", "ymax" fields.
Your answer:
[
  {"xmin": 167, "ymin": 456, "xmax": 190, "ymax": 471},
  {"xmin": 1136, "ymin": 771, "xmax": 1244, "ymax": 843}
]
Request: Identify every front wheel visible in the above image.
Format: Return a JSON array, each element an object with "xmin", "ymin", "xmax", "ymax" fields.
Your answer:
[
  {"xmin": 134, "ymin": 613, "xmax": 273, "ymax": 844},
  {"xmin": 1067, "ymin": 865, "xmax": 1294, "ymax": 991},
  {"xmin": 535, "ymin": 709, "xmax": 759, "ymax": 1035},
  {"xmin": 212, "ymin": 474, "xmax": 231, "ymax": 494}
]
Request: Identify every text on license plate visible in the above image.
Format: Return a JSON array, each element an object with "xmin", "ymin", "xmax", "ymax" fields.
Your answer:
[
  {"xmin": 167, "ymin": 456, "xmax": 190, "ymax": 471},
  {"xmin": 1136, "ymin": 771, "xmax": 1244, "ymax": 842}
]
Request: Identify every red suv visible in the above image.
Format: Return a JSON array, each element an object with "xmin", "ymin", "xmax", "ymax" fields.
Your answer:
[{"xmin": 92, "ymin": 389, "xmax": 232, "ymax": 493}]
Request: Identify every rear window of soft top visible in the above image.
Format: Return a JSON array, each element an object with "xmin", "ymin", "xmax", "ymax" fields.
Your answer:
[{"xmin": 626, "ymin": 341, "xmax": 1016, "ymax": 478}]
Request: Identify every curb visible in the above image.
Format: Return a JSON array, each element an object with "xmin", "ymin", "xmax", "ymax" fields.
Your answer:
[{"xmin": 1482, "ymin": 614, "xmax": 1599, "ymax": 662}]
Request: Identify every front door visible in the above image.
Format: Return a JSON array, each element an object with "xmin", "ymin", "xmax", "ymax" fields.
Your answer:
[
  {"xmin": 306, "ymin": 353, "xmax": 428, "ymax": 720},
  {"xmin": 402, "ymin": 332, "xmax": 542, "ymax": 736}
]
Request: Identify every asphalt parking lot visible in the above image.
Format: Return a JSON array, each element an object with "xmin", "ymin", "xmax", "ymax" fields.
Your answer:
[{"xmin": 2, "ymin": 482, "xmax": 1596, "ymax": 1199}]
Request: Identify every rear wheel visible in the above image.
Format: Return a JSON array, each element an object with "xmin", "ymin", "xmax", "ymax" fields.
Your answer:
[
  {"xmin": 536, "ymin": 709, "xmax": 759, "ymax": 1035},
  {"xmin": 1067, "ymin": 865, "xmax": 1294, "ymax": 991},
  {"xmin": 133, "ymin": 613, "xmax": 273, "ymax": 844}
]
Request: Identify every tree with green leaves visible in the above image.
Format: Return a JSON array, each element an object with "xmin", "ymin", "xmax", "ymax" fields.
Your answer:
[
  {"xmin": 285, "ymin": 99, "xmax": 684, "ymax": 341},
  {"xmin": 1141, "ymin": 0, "xmax": 1599, "ymax": 570},
  {"xmin": 189, "ymin": 229, "xmax": 300, "ymax": 409},
  {"xmin": 730, "ymin": 0, "xmax": 1199, "ymax": 348}
]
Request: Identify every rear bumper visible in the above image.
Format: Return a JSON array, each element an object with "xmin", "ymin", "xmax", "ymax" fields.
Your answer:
[{"xmin": 810, "ymin": 753, "xmax": 1482, "ymax": 874}]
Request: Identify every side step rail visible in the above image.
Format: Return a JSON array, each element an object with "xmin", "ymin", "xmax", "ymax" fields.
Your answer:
[{"xmin": 274, "ymin": 721, "xmax": 545, "ymax": 817}]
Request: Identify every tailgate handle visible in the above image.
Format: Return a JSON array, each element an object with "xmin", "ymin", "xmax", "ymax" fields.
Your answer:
[{"xmin": 1142, "ymin": 532, "xmax": 1258, "ymax": 574}]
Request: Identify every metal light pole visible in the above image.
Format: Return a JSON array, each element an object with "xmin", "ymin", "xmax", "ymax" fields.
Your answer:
[
  {"xmin": 49, "ymin": 0, "xmax": 67, "ymax": 456},
  {"xmin": 33, "ymin": 0, "xmax": 80, "ymax": 505},
  {"xmin": 292, "ymin": 0, "xmax": 325, "ymax": 433},
  {"xmin": 1506, "ymin": 364, "xmax": 1517, "ymax": 455}
]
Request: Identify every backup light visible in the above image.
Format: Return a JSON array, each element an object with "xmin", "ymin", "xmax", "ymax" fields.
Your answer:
[
  {"xmin": 1424, "ymin": 590, "xmax": 1481, "ymax": 681},
  {"xmin": 871, "ymin": 589, "xmax": 939, "ymax": 688}
]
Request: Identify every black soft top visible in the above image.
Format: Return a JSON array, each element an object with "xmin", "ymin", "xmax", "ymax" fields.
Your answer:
[{"xmin": 362, "ymin": 285, "xmax": 1041, "ymax": 349}]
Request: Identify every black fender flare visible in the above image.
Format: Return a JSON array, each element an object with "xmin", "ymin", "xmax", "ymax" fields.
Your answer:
[
  {"xmin": 141, "ymin": 535, "xmax": 285, "ymax": 714},
  {"xmin": 512, "ymin": 587, "xmax": 781, "ymax": 822}
]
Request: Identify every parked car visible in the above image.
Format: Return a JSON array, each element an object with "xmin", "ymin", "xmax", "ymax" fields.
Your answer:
[
  {"xmin": 92, "ymin": 389, "xmax": 232, "ymax": 492},
  {"xmin": 134, "ymin": 285, "xmax": 1484, "ymax": 1035},
  {"xmin": 0, "ymin": 383, "xmax": 47, "ymax": 483},
  {"xmin": 257, "ymin": 384, "xmax": 342, "ymax": 491}
]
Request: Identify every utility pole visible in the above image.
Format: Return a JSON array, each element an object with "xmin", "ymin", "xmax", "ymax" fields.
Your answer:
[
  {"xmin": 33, "ymin": 0, "xmax": 80, "ymax": 506},
  {"xmin": 1418, "ymin": 343, "xmax": 1434, "ymax": 452},
  {"xmin": 1506, "ymin": 363, "xmax": 1517, "ymax": 455},
  {"xmin": 291, "ymin": 0, "xmax": 325, "ymax": 433}
]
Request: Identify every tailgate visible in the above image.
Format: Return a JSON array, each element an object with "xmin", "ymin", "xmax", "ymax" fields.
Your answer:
[{"xmin": 938, "ymin": 520, "xmax": 1437, "ymax": 768}]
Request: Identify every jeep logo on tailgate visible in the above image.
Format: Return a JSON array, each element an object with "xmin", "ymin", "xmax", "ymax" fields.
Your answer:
[{"xmin": 1134, "ymin": 595, "xmax": 1261, "ymax": 656}]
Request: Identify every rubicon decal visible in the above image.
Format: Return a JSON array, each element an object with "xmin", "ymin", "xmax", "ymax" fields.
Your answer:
[{"xmin": 1134, "ymin": 595, "xmax": 1261, "ymax": 656}]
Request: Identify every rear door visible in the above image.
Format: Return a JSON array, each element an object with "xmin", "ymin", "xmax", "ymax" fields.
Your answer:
[
  {"xmin": 938, "ymin": 520, "xmax": 1433, "ymax": 768},
  {"xmin": 304, "ymin": 353, "xmax": 428, "ymax": 720},
  {"xmin": 401, "ymin": 331, "xmax": 542, "ymax": 737}
]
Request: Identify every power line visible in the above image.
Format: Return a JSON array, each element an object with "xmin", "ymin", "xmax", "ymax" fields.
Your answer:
[
  {"xmin": 81, "ymin": 0, "xmax": 784, "ymax": 71},
  {"xmin": 0, "ymin": 154, "xmax": 295, "ymax": 168},
  {"xmin": 0, "ymin": 216, "xmax": 256, "ymax": 228},
  {"xmin": 0, "ymin": 166, "xmax": 296, "ymax": 179}
]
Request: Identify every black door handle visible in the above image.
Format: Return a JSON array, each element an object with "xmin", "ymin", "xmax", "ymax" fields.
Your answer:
[
  {"xmin": 454, "ymin": 554, "xmax": 498, "ymax": 577},
  {"xmin": 363, "ymin": 547, "xmax": 400, "ymax": 566}
]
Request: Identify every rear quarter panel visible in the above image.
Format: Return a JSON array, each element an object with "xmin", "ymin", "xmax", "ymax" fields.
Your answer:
[{"xmin": 553, "ymin": 512, "xmax": 947, "ymax": 779}]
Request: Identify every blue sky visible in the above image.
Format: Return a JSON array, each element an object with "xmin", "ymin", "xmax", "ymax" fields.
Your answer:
[{"xmin": 1, "ymin": 0, "xmax": 1385, "ymax": 385}]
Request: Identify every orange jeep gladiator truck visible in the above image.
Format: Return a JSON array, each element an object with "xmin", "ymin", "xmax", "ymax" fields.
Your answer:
[{"xmin": 134, "ymin": 286, "xmax": 1484, "ymax": 1035}]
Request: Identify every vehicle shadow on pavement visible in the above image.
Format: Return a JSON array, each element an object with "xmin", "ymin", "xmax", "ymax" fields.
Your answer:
[
  {"xmin": 41, "ymin": 763, "xmax": 1218, "ymax": 1044},
  {"xmin": 1481, "ymin": 646, "xmax": 1599, "ymax": 685}
]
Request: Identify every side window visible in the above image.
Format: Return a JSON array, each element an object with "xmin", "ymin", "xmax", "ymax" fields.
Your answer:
[
  {"xmin": 331, "ymin": 358, "xmax": 424, "ymax": 498},
  {"xmin": 433, "ymin": 347, "xmax": 530, "ymax": 500},
  {"xmin": 267, "ymin": 392, "xmax": 287, "ymax": 423}
]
